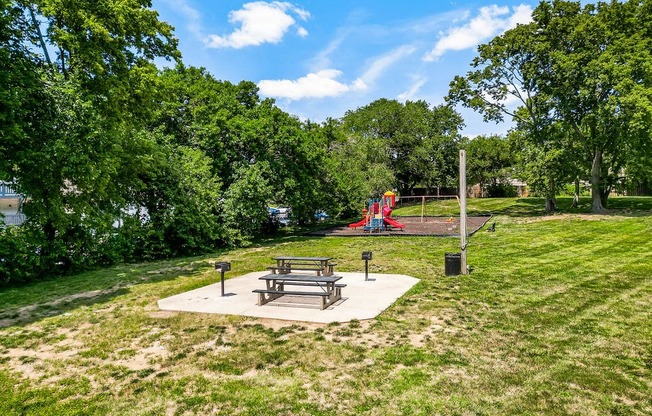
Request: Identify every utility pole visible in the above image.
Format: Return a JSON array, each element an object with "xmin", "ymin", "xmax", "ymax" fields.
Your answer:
[{"xmin": 459, "ymin": 150, "xmax": 468, "ymax": 274}]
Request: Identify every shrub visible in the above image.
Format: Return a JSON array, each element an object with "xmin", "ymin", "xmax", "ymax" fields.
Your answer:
[
  {"xmin": 486, "ymin": 184, "xmax": 517, "ymax": 197},
  {"xmin": 0, "ymin": 226, "xmax": 42, "ymax": 286}
]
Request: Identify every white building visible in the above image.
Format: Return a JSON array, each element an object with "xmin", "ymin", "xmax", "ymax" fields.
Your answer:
[{"xmin": 0, "ymin": 182, "xmax": 25, "ymax": 226}]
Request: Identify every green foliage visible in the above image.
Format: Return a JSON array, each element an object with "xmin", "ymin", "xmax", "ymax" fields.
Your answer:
[
  {"xmin": 0, "ymin": 227, "xmax": 41, "ymax": 284},
  {"xmin": 449, "ymin": 0, "xmax": 652, "ymax": 213},
  {"xmin": 323, "ymin": 134, "xmax": 394, "ymax": 218},
  {"xmin": 132, "ymin": 144, "xmax": 224, "ymax": 258},
  {"xmin": 0, "ymin": 0, "xmax": 182, "ymax": 281},
  {"xmin": 341, "ymin": 99, "xmax": 463, "ymax": 196},
  {"xmin": 463, "ymin": 135, "xmax": 515, "ymax": 192},
  {"xmin": 222, "ymin": 162, "xmax": 273, "ymax": 246}
]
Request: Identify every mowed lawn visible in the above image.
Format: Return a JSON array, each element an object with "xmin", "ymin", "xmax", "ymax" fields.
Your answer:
[{"xmin": 1, "ymin": 197, "xmax": 651, "ymax": 415}]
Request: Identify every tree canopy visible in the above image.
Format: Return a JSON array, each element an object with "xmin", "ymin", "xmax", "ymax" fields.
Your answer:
[
  {"xmin": 2, "ymin": 0, "xmax": 467, "ymax": 284},
  {"xmin": 449, "ymin": 0, "xmax": 652, "ymax": 213},
  {"xmin": 341, "ymin": 99, "xmax": 463, "ymax": 196}
]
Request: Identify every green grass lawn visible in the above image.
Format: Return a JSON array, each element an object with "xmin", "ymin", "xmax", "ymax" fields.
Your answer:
[{"xmin": 1, "ymin": 197, "xmax": 651, "ymax": 415}]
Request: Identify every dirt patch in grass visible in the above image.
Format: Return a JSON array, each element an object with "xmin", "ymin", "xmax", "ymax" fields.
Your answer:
[
  {"xmin": 0, "ymin": 287, "xmax": 127, "ymax": 328},
  {"xmin": 146, "ymin": 265, "xmax": 196, "ymax": 275},
  {"xmin": 146, "ymin": 310, "xmax": 179, "ymax": 319},
  {"xmin": 2, "ymin": 323, "xmax": 174, "ymax": 384},
  {"xmin": 309, "ymin": 215, "xmax": 492, "ymax": 237}
]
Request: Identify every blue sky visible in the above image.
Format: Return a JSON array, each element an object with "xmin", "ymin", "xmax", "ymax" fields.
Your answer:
[{"xmin": 152, "ymin": 0, "xmax": 537, "ymax": 137}]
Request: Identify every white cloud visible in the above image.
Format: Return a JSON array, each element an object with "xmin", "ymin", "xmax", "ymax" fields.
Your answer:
[
  {"xmin": 159, "ymin": 0, "xmax": 203, "ymax": 39},
  {"xmin": 309, "ymin": 28, "xmax": 350, "ymax": 70},
  {"xmin": 258, "ymin": 69, "xmax": 351, "ymax": 100},
  {"xmin": 508, "ymin": 4, "xmax": 535, "ymax": 27},
  {"xmin": 204, "ymin": 1, "xmax": 310, "ymax": 49},
  {"xmin": 398, "ymin": 76, "xmax": 428, "ymax": 101},
  {"xmin": 259, "ymin": 45, "xmax": 417, "ymax": 101},
  {"xmin": 297, "ymin": 26, "xmax": 308, "ymax": 37},
  {"xmin": 353, "ymin": 45, "xmax": 417, "ymax": 91},
  {"xmin": 423, "ymin": 4, "xmax": 533, "ymax": 62}
]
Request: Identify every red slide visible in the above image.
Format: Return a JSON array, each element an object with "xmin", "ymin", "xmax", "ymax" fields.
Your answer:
[
  {"xmin": 348, "ymin": 218, "xmax": 367, "ymax": 228},
  {"xmin": 384, "ymin": 217, "xmax": 405, "ymax": 229}
]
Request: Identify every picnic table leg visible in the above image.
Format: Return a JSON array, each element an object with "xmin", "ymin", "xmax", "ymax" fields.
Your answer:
[
  {"xmin": 278, "ymin": 260, "xmax": 290, "ymax": 274},
  {"xmin": 258, "ymin": 291, "xmax": 283, "ymax": 306}
]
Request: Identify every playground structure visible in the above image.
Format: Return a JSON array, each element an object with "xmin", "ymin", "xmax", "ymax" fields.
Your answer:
[
  {"xmin": 325, "ymin": 150, "xmax": 471, "ymax": 273},
  {"xmin": 349, "ymin": 191, "xmax": 406, "ymax": 232}
]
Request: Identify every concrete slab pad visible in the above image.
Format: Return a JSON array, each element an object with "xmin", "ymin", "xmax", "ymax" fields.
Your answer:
[{"xmin": 157, "ymin": 272, "xmax": 420, "ymax": 323}]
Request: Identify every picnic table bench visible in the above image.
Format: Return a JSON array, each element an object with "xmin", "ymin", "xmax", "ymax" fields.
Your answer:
[
  {"xmin": 253, "ymin": 273, "xmax": 345, "ymax": 310},
  {"xmin": 268, "ymin": 256, "xmax": 336, "ymax": 276}
]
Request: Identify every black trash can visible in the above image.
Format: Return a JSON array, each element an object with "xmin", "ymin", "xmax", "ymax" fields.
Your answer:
[{"xmin": 444, "ymin": 252, "xmax": 461, "ymax": 276}]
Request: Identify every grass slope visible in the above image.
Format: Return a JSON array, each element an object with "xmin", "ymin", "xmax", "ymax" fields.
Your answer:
[{"xmin": 0, "ymin": 197, "xmax": 651, "ymax": 415}]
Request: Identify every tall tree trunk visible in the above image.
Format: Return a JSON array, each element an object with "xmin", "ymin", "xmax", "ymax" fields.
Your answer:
[
  {"xmin": 545, "ymin": 176, "xmax": 556, "ymax": 213},
  {"xmin": 591, "ymin": 147, "xmax": 606, "ymax": 212},
  {"xmin": 545, "ymin": 197, "xmax": 556, "ymax": 213},
  {"xmin": 600, "ymin": 187, "xmax": 610, "ymax": 208},
  {"xmin": 28, "ymin": 6, "xmax": 52, "ymax": 65},
  {"xmin": 572, "ymin": 176, "xmax": 580, "ymax": 208}
]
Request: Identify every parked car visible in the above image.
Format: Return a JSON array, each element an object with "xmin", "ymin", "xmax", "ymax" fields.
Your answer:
[{"xmin": 268, "ymin": 206, "xmax": 291, "ymax": 226}]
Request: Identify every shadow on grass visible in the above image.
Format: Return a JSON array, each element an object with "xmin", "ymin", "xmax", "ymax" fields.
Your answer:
[
  {"xmin": 542, "ymin": 196, "xmax": 652, "ymax": 217},
  {"xmin": 472, "ymin": 198, "xmax": 547, "ymax": 217},
  {"xmin": 0, "ymin": 254, "xmax": 218, "ymax": 329}
]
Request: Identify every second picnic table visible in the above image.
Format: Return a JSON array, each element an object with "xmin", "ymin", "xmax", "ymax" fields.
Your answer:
[{"xmin": 270, "ymin": 256, "xmax": 335, "ymax": 276}]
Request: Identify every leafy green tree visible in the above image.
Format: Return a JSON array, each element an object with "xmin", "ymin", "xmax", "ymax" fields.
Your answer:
[
  {"xmin": 448, "ymin": 17, "xmax": 562, "ymax": 210},
  {"xmin": 222, "ymin": 162, "xmax": 273, "ymax": 246},
  {"xmin": 0, "ymin": 0, "xmax": 179, "ymax": 278},
  {"xmin": 622, "ymin": 151, "xmax": 652, "ymax": 195},
  {"xmin": 464, "ymin": 135, "xmax": 515, "ymax": 196},
  {"xmin": 153, "ymin": 65, "xmax": 329, "ymax": 231},
  {"xmin": 127, "ymin": 143, "xmax": 224, "ymax": 258},
  {"xmin": 341, "ymin": 99, "xmax": 463, "ymax": 196},
  {"xmin": 510, "ymin": 126, "xmax": 581, "ymax": 208},
  {"xmin": 535, "ymin": 0, "xmax": 652, "ymax": 211},
  {"xmin": 323, "ymin": 134, "xmax": 394, "ymax": 218},
  {"xmin": 450, "ymin": 0, "xmax": 652, "ymax": 213},
  {"xmin": 422, "ymin": 105, "xmax": 465, "ymax": 192}
]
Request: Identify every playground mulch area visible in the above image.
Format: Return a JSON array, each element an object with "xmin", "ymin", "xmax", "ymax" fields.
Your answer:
[{"xmin": 309, "ymin": 215, "xmax": 492, "ymax": 237}]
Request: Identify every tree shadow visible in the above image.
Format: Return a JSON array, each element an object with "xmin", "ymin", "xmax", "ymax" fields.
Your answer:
[
  {"xmin": 467, "ymin": 196, "xmax": 652, "ymax": 218},
  {"xmin": 0, "ymin": 254, "xmax": 218, "ymax": 329},
  {"xmin": 538, "ymin": 196, "xmax": 652, "ymax": 218},
  {"xmin": 469, "ymin": 198, "xmax": 548, "ymax": 217}
]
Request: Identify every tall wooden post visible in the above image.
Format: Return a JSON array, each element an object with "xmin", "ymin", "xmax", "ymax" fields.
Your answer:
[
  {"xmin": 421, "ymin": 196, "xmax": 425, "ymax": 223},
  {"xmin": 459, "ymin": 150, "xmax": 468, "ymax": 274}
]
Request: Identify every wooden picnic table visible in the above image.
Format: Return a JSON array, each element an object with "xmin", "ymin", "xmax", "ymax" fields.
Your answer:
[
  {"xmin": 270, "ymin": 256, "xmax": 336, "ymax": 276},
  {"xmin": 253, "ymin": 273, "xmax": 345, "ymax": 310}
]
